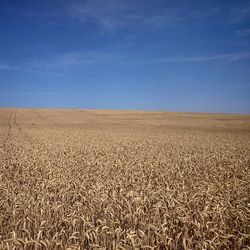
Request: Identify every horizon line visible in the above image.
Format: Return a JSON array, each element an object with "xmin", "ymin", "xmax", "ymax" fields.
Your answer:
[{"xmin": 0, "ymin": 105, "xmax": 249, "ymax": 116}]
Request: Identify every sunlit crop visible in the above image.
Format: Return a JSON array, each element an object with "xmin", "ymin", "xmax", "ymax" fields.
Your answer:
[{"xmin": 0, "ymin": 109, "xmax": 249, "ymax": 249}]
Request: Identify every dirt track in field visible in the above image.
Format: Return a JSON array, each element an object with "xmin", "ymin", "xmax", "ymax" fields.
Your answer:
[{"xmin": 0, "ymin": 108, "xmax": 249, "ymax": 249}]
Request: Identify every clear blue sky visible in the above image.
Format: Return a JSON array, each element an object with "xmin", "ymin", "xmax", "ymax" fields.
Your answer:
[{"xmin": 0, "ymin": 0, "xmax": 250, "ymax": 113}]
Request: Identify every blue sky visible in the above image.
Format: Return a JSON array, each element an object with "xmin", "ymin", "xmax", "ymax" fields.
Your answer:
[{"xmin": 0, "ymin": 0, "xmax": 250, "ymax": 113}]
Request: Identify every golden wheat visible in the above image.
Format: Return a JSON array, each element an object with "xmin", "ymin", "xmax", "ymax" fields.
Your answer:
[{"xmin": 0, "ymin": 108, "xmax": 249, "ymax": 249}]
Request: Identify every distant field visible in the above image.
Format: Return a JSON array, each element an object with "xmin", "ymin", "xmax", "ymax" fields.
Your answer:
[{"xmin": 0, "ymin": 108, "xmax": 249, "ymax": 249}]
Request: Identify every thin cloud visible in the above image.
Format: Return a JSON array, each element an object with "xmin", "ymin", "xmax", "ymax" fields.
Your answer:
[
  {"xmin": 235, "ymin": 29, "xmax": 250, "ymax": 37},
  {"xmin": 3, "ymin": 50, "xmax": 250, "ymax": 74},
  {"xmin": 68, "ymin": 0, "xmax": 220, "ymax": 31},
  {"xmin": 146, "ymin": 52, "xmax": 250, "ymax": 64},
  {"xmin": 1, "ymin": 45, "xmax": 131, "ymax": 72},
  {"xmin": 14, "ymin": 67, "xmax": 67, "ymax": 77},
  {"xmin": 7, "ymin": 0, "xmax": 249, "ymax": 32},
  {"xmin": 0, "ymin": 62, "xmax": 66, "ymax": 77},
  {"xmin": 0, "ymin": 62, "xmax": 10, "ymax": 69},
  {"xmin": 17, "ymin": 51, "xmax": 250, "ymax": 71},
  {"xmin": 0, "ymin": 92, "xmax": 60, "ymax": 96},
  {"xmin": 24, "ymin": 50, "xmax": 127, "ymax": 69},
  {"xmin": 227, "ymin": 5, "xmax": 250, "ymax": 24},
  {"xmin": 69, "ymin": 0, "xmax": 133, "ymax": 30}
]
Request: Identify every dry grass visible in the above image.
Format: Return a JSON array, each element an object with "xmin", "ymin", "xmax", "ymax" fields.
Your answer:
[{"xmin": 0, "ymin": 108, "xmax": 249, "ymax": 249}]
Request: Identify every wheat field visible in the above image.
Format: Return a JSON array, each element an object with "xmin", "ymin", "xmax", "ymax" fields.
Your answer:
[{"xmin": 0, "ymin": 108, "xmax": 249, "ymax": 249}]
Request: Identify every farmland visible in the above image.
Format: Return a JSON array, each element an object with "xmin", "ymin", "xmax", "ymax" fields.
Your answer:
[{"xmin": 0, "ymin": 108, "xmax": 249, "ymax": 249}]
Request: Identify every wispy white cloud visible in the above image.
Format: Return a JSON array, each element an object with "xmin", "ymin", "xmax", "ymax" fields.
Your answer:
[
  {"xmin": 8, "ymin": 0, "xmax": 250, "ymax": 33},
  {"xmin": 0, "ymin": 48, "xmax": 127, "ymax": 72},
  {"xmin": 0, "ymin": 61, "xmax": 66, "ymax": 77},
  {"xmin": 229, "ymin": 6, "xmax": 250, "ymax": 24},
  {"xmin": 0, "ymin": 92, "xmax": 60, "ymax": 96},
  {"xmin": 68, "ymin": 0, "xmax": 220, "ymax": 31},
  {"xmin": 235, "ymin": 29, "xmax": 250, "ymax": 37},
  {"xmin": 131, "ymin": 52, "xmax": 250, "ymax": 64},
  {"xmin": 0, "ymin": 62, "xmax": 10, "ymax": 69},
  {"xmin": 70, "ymin": 0, "xmax": 158, "ymax": 31},
  {"xmin": 2, "ymin": 50, "xmax": 250, "ymax": 74},
  {"xmin": 13, "ymin": 67, "xmax": 67, "ymax": 77},
  {"xmin": 69, "ymin": 0, "xmax": 132, "ymax": 31},
  {"xmin": 23, "ymin": 50, "xmax": 127, "ymax": 69}
]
